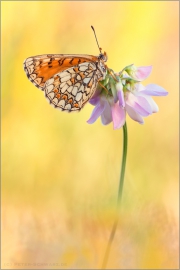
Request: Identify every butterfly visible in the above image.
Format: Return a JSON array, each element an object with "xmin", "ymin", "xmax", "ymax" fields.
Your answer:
[{"xmin": 23, "ymin": 27, "xmax": 108, "ymax": 112}]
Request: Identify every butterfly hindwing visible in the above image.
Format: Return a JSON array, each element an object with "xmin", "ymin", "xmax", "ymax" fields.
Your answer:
[{"xmin": 44, "ymin": 62, "xmax": 101, "ymax": 112}]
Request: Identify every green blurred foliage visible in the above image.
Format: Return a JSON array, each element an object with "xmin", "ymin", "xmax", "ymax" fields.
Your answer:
[{"xmin": 2, "ymin": 1, "xmax": 179, "ymax": 269}]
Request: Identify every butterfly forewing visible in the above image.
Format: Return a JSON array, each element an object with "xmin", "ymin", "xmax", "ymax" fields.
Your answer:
[{"xmin": 23, "ymin": 54, "xmax": 106, "ymax": 112}]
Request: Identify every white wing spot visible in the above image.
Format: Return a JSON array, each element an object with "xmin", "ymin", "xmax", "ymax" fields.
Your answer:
[
  {"xmin": 67, "ymin": 68, "xmax": 76, "ymax": 74},
  {"xmin": 89, "ymin": 63, "xmax": 96, "ymax": 70},
  {"xmin": 72, "ymin": 87, "xmax": 78, "ymax": 96},
  {"xmin": 67, "ymin": 86, "xmax": 73, "ymax": 93},
  {"xmin": 30, "ymin": 74, "xmax": 36, "ymax": 80},
  {"xmin": 87, "ymin": 72, "xmax": 93, "ymax": 78},
  {"xmin": 78, "ymin": 85, "xmax": 84, "ymax": 92},
  {"xmin": 61, "ymin": 75, "xmax": 71, "ymax": 83},
  {"xmin": 59, "ymin": 71, "xmax": 71, "ymax": 78},
  {"xmin": 42, "ymin": 58, "xmax": 51, "ymax": 63},
  {"xmin": 59, "ymin": 81, "xmax": 66, "ymax": 88},
  {"xmin": 46, "ymin": 78, "xmax": 54, "ymax": 86},
  {"xmin": 76, "ymin": 92, "xmax": 82, "ymax": 101},
  {"xmin": 26, "ymin": 61, "xmax": 33, "ymax": 67},
  {"xmin": 52, "ymin": 98, "xmax": 59, "ymax": 105},
  {"xmin": 34, "ymin": 77, "xmax": 42, "ymax": 85},
  {"xmin": 58, "ymin": 99, "xmax": 65, "ymax": 107},
  {"xmin": 25, "ymin": 57, "xmax": 33, "ymax": 63},
  {"xmin": 61, "ymin": 83, "xmax": 69, "ymax": 93},
  {"xmin": 79, "ymin": 65, "xmax": 88, "ymax": 71},
  {"xmin": 35, "ymin": 61, "xmax": 40, "ymax": 67},
  {"xmin": 66, "ymin": 80, "xmax": 72, "ymax": 86},
  {"xmin": 65, "ymin": 104, "xmax": 71, "ymax": 110},
  {"xmin": 47, "ymin": 92, "xmax": 54, "ymax": 99},
  {"xmin": 27, "ymin": 65, "xmax": 34, "ymax": 74},
  {"xmin": 75, "ymin": 82, "xmax": 81, "ymax": 88},
  {"xmin": 83, "ymin": 77, "xmax": 91, "ymax": 84},
  {"xmin": 46, "ymin": 84, "xmax": 54, "ymax": 93}
]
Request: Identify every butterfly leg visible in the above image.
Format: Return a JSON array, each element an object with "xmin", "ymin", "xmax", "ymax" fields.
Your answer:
[
  {"xmin": 98, "ymin": 82, "xmax": 109, "ymax": 94},
  {"xmin": 106, "ymin": 66, "xmax": 119, "ymax": 82}
]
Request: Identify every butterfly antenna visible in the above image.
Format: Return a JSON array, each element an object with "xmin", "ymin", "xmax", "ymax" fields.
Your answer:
[{"xmin": 91, "ymin": 26, "xmax": 102, "ymax": 54}]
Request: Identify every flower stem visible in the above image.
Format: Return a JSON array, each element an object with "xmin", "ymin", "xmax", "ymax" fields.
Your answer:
[{"xmin": 101, "ymin": 122, "xmax": 128, "ymax": 269}]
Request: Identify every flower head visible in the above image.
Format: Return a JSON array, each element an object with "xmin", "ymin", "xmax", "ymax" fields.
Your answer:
[
  {"xmin": 124, "ymin": 64, "xmax": 152, "ymax": 81},
  {"xmin": 87, "ymin": 65, "xmax": 168, "ymax": 129}
]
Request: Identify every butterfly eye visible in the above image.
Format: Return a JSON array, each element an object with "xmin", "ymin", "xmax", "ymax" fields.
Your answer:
[{"xmin": 102, "ymin": 66, "xmax": 106, "ymax": 72}]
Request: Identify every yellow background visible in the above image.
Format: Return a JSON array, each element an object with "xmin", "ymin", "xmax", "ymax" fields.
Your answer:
[{"xmin": 2, "ymin": 1, "xmax": 179, "ymax": 269}]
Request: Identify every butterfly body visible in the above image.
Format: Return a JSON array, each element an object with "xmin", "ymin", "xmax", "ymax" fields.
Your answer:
[{"xmin": 24, "ymin": 53, "xmax": 107, "ymax": 112}]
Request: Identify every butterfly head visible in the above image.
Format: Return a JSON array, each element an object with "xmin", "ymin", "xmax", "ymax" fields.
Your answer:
[
  {"xmin": 98, "ymin": 51, "xmax": 108, "ymax": 62},
  {"xmin": 97, "ymin": 52, "xmax": 107, "ymax": 80}
]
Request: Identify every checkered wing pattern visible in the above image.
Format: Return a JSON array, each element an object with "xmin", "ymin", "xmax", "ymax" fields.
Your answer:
[{"xmin": 23, "ymin": 54, "xmax": 106, "ymax": 111}]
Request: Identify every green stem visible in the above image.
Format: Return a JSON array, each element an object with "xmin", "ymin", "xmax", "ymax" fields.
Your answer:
[
  {"xmin": 117, "ymin": 122, "xmax": 128, "ymax": 206},
  {"xmin": 101, "ymin": 122, "xmax": 128, "ymax": 269}
]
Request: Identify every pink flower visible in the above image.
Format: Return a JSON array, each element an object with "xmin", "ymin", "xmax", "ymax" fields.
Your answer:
[
  {"xmin": 87, "ymin": 65, "xmax": 168, "ymax": 129},
  {"xmin": 125, "ymin": 64, "xmax": 152, "ymax": 81},
  {"xmin": 87, "ymin": 90, "xmax": 126, "ymax": 129},
  {"xmin": 124, "ymin": 82, "xmax": 168, "ymax": 124}
]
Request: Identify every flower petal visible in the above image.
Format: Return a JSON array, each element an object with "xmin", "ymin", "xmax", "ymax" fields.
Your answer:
[
  {"xmin": 126, "ymin": 104, "xmax": 144, "ymax": 124},
  {"xmin": 101, "ymin": 101, "xmax": 112, "ymax": 125},
  {"xmin": 142, "ymin": 96, "xmax": 159, "ymax": 113},
  {"xmin": 135, "ymin": 83, "xmax": 146, "ymax": 92},
  {"xmin": 139, "ymin": 84, "xmax": 168, "ymax": 96},
  {"xmin": 117, "ymin": 89, "xmax": 125, "ymax": 107},
  {"xmin": 116, "ymin": 81, "xmax": 123, "ymax": 91},
  {"xmin": 89, "ymin": 96, "xmax": 100, "ymax": 106},
  {"xmin": 111, "ymin": 103, "xmax": 126, "ymax": 129},
  {"xmin": 125, "ymin": 65, "xmax": 152, "ymax": 81},
  {"xmin": 126, "ymin": 92, "xmax": 152, "ymax": 116},
  {"xmin": 87, "ymin": 102, "xmax": 105, "ymax": 124},
  {"xmin": 134, "ymin": 66, "xmax": 152, "ymax": 80}
]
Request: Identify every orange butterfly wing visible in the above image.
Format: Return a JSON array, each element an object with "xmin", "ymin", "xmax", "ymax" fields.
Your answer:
[
  {"xmin": 23, "ymin": 54, "xmax": 98, "ymax": 90},
  {"xmin": 24, "ymin": 54, "xmax": 107, "ymax": 112}
]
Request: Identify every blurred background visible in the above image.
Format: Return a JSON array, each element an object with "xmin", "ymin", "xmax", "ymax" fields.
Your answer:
[{"xmin": 2, "ymin": 1, "xmax": 179, "ymax": 269}]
